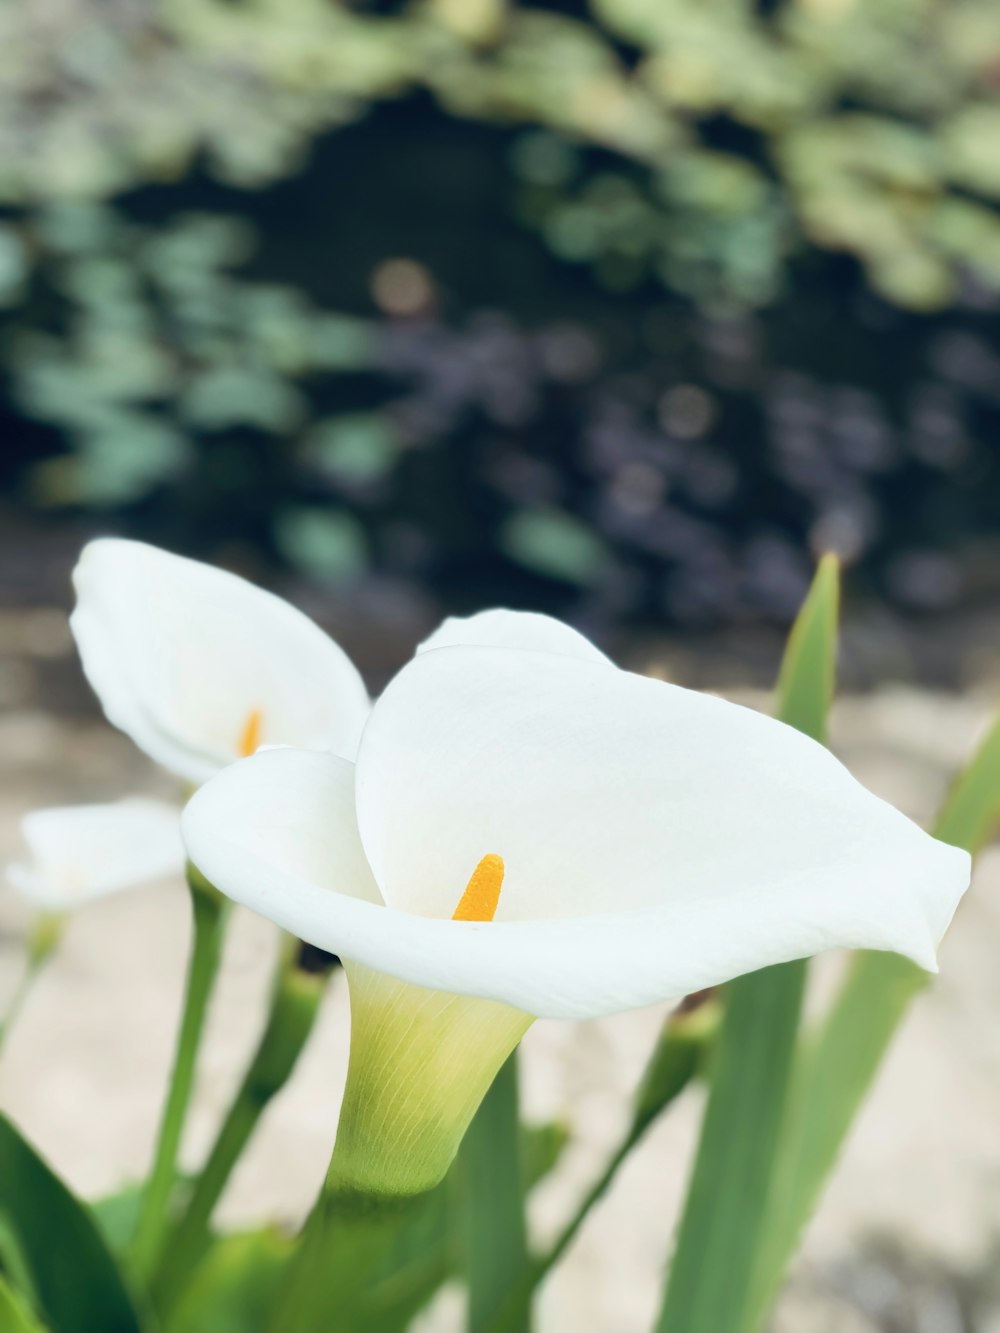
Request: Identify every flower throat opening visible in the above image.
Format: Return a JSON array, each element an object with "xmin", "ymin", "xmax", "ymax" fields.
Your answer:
[{"xmin": 452, "ymin": 853, "xmax": 504, "ymax": 924}]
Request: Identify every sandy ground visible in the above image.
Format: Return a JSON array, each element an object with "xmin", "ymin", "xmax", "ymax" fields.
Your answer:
[{"xmin": 1, "ymin": 666, "xmax": 999, "ymax": 1331}]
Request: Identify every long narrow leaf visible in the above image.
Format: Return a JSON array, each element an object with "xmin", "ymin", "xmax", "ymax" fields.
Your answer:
[
  {"xmin": 934, "ymin": 712, "xmax": 1000, "ymax": 854},
  {"xmin": 654, "ymin": 555, "xmax": 840, "ymax": 1333},
  {"xmin": 0, "ymin": 1113, "xmax": 146, "ymax": 1333},
  {"xmin": 459, "ymin": 1051, "xmax": 529, "ymax": 1333},
  {"xmin": 746, "ymin": 709, "xmax": 1000, "ymax": 1329}
]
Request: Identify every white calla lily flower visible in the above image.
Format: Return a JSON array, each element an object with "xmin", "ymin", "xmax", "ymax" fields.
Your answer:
[
  {"xmin": 184, "ymin": 647, "xmax": 968, "ymax": 1018},
  {"xmin": 7, "ymin": 539, "xmax": 375, "ymax": 911},
  {"xmin": 71, "ymin": 538, "xmax": 372, "ymax": 783},
  {"xmin": 182, "ymin": 641, "xmax": 969, "ymax": 1193},
  {"xmin": 8, "ymin": 799, "xmax": 185, "ymax": 911}
]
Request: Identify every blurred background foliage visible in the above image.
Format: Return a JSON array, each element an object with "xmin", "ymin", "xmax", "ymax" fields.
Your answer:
[{"xmin": 2, "ymin": 0, "xmax": 1000, "ymax": 646}]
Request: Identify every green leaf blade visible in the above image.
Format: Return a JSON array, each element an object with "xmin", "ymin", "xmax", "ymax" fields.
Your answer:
[
  {"xmin": 0, "ymin": 1113, "xmax": 147, "ymax": 1333},
  {"xmin": 933, "ymin": 713, "xmax": 1000, "ymax": 853},
  {"xmin": 747, "ymin": 704, "xmax": 1000, "ymax": 1329},
  {"xmin": 654, "ymin": 554, "xmax": 840, "ymax": 1333},
  {"xmin": 459, "ymin": 1051, "xmax": 530, "ymax": 1333},
  {"xmin": 774, "ymin": 552, "xmax": 839, "ymax": 743}
]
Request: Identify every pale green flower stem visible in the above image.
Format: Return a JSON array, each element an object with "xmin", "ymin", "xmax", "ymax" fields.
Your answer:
[
  {"xmin": 0, "ymin": 915, "xmax": 63, "ymax": 1057},
  {"xmin": 130, "ymin": 867, "xmax": 230, "ymax": 1281},
  {"xmin": 270, "ymin": 964, "xmax": 531, "ymax": 1333},
  {"xmin": 150, "ymin": 942, "xmax": 331, "ymax": 1312}
]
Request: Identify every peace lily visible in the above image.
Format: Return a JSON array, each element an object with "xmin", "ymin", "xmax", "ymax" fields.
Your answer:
[
  {"xmin": 7, "ymin": 537, "xmax": 372, "ymax": 909},
  {"xmin": 182, "ymin": 622, "xmax": 970, "ymax": 1201}
]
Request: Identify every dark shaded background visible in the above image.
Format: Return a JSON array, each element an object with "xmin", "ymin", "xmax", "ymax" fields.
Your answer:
[{"xmin": 2, "ymin": 0, "xmax": 1000, "ymax": 693}]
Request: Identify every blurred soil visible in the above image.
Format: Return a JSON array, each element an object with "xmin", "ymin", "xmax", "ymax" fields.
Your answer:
[{"xmin": 1, "ymin": 582, "xmax": 1000, "ymax": 1331}]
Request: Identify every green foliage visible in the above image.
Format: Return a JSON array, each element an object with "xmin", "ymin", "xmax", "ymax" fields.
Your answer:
[
  {"xmin": 1, "ymin": 0, "xmax": 997, "ymax": 308},
  {"xmin": 745, "ymin": 951, "xmax": 927, "ymax": 1332},
  {"xmin": 274, "ymin": 508, "xmax": 369, "ymax": 584},
  {"xmin": 746, "ymin": 705, "xmax": 1000, "ymax": 1330},
  {"xmin": 500, "ymin": 509, "xmax": 612, "ymax": 587},
  {"xmin": 774, "ymin": 553, "xmax": 840, "ymax": 745},
  {"xmin": 165, "ymin": 1230, "xmax": 293, "ymax": 1333},
  {"xmin": 655, "ymin": 554, "xmax": 840, "ymax": 1333},
  {"xmin": 0, "ymin": 1274, "xmax": 45, "ymax": 1333},
  {"xmin": 934, "ymin": 714, "xmax": 1000, "ymax": 854},
  {"xmin": 266, "ymin": 1186, "xmax": 455, "ymax": 1333},
  {"xmin": 655, "ymin": 963, "xmax": 808, "ymax": 1333},
  {"xmin": 519, "ymin": 1119, "xmax": 570, "ymax": 1196},
  {"xmin": 151, "ymin": 962, "xmax": 327, "ymax": 1315},
  {"xmin": 0, "ymin": 1113, "xmax": 146, "ymax": 1333},
  {"xmin": 6, "ymin": 205, "xmax": 381, "ymax": 517},
  {"xmin": 459, "ymin": 1053, "xmax": 529, "ymax": 1333}
]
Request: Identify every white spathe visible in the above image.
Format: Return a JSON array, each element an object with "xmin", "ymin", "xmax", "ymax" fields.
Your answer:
[
  {"xmin": 182, "ymin": 645, "xmax": 971, "ymax": 1021},
  {"xmin": 8, "ymin": 799, "xmax": 184, "ymax": 911},
  {"xmin": 7, "ymin": 538, "xmax": 375, "ymax": 910},
  {"xmin": 71, "ymin": 538, "xmax": 372, "ymax": 784},
  {"xmin": 418, "ymin": 608, "xmax": 612, "ymax": 665}
]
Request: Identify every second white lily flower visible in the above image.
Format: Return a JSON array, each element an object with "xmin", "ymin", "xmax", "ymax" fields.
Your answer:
[{"xmin": 8, "ymin": 539, "xmax": 372, "ymax": 909}]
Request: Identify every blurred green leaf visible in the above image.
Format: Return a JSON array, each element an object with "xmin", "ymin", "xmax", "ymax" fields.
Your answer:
[
  {"xmin": 0, "ymin": 226, "xmax": 28, "ymax": 306},
  {"xmin": 92, "ymin": 1185, "xmax": 146, "ymax": 1258},
  {"xmin": 274, "ymin": 507, "xmax": 368, "ymax": 582},
  {"xmin": 655, "ymin": 555, "xmax": 840, "ymax": 1333},
  {"xmin": 934, "ymin": 714, "xmax": 1000, "ymax": 854},
  {"xmin": 166, "ymin": 1229, "xmax": 292, "ymax": 1333},
  {"xmin": 306, "ymin": 316, "xmax": 376, "ymax": 370},
  {"xmin": 0, "ymin": 0, "xmax": 998, "ymax": 309},
  {"xmin": 31, "ymin": 417, "xmax": 189, "ymax": 507},
  {"xmin": 308, "ymin": 415, "xmax": 399, "ymax": 486},
  {"xmin": 942, "ymin": 105, "xmax": 1000, "ymax": 199},
  {"xmin": 520, "ymin": 1119, "xmax": 569, "ymax": 1195},
  {"xmin": 92, "ymin": 1173, "xmax": 193, "ymax": 1258},
  {"xmin": 0, "ymin": 1113, "xmax": 147, "ymax": 1333},
  {"xmin": 0, "ymin": 1274, "xmax": 45, "ymax": 1333},
  {"xmin": 501, "ymin": 508, "xmax": 611, "ymax": 586},
  {"xmin": 182, "ymin": 366, "xmax": 305, "ymax": 433}
]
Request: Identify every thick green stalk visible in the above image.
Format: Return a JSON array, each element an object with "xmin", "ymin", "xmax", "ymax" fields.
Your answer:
[
  {"xmin": 268, "ymin": 964, "xmax": 530, "ymax": 1331},
  {"xmin": 130, "ymin": 869, "xmax": 229, "ymax": 1280},
  {"xmin": 271, "ymin": 1187, "xmax": 426, "ymax": 1333},
  {"xmin": 151, "ymin": 946, "xmax": 329, "ymax": 1310},
  {"xmin": 460, "ymin": 1051, "xmax": 529, "ymax": 1333}
]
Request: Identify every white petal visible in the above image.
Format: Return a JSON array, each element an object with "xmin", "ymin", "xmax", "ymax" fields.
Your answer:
[
  {"xmin": 71, "ymin": 539, "xmax": 371, "ymax": 783},
  {"xmin": 418, "ymin": 609, "xmax": 611, "ymax": 665},
  {"xmin": 182, "ymin": 748, "xmax": 383, "ymax": 913},
  {"xmin": 184, "ymin": 718, "xmax": 969, "ymax": 1021},
  {"xmin": 8, "ymin": 799, "xmax": 184, "ymax": 910},
  {"xmin": 353, "ymin": 648, "xmax": 969, "ymax": 1009}
]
